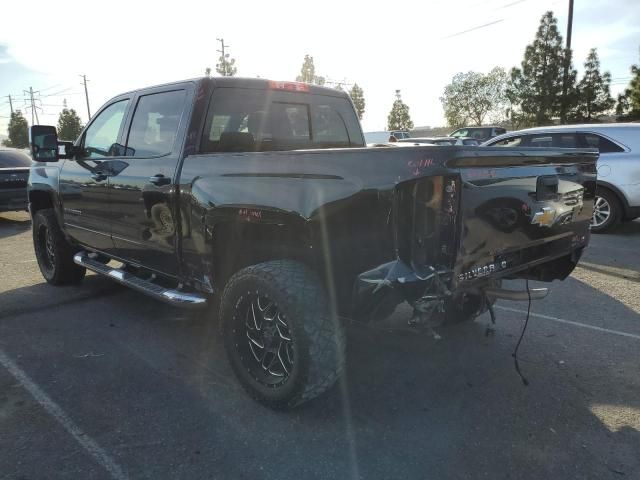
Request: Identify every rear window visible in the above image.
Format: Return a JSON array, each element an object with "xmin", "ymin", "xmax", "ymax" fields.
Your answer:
[
  {"xmin": 201, "ymin": 88, "xmax": 363, "ymax": 153},
  {"xmin": 581, "ymin": 133, "xmax": 625, "ymax": 153},
  {"xmin": 0, "ymin": 150, "xmax": 32, "ymax": 168}
]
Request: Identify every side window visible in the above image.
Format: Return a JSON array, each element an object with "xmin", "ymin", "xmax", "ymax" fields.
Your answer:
[
  {"xmin": 494, "ymin": 128, "xmax": 506, "ymax": 136},
  {"xmin": 582, "ymin": 133, "xmax": 624, "ymax": 153},
  {"xmin": 80, "ymin": 100, "xmax": 129, "ymax": 159},
  {"xmin": 126, "ymin": 90, "xmax": 186, "ymax": 157},
  {"xmin": 491, "ymin": 136, "xmax": 522, "ymax": 147},
  {"xmin": 553, "ymin": 133, "xmax": 578, "ymax": 148},
  {"xmin": 528, "ymin": 134, "xmax": 553, "ymax": 147},
  {"xmin": 451, "ymin": 129, "xmax": 468, "ymax": 138}
]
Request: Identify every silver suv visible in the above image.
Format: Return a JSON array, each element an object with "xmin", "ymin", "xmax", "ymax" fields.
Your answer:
[{"xmin": 483, "ymin": 124, "xmax": 640, "ymax": 232}]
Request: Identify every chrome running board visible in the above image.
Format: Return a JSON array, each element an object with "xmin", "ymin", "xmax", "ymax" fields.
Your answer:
[{"xmin": 73, "ymin": 252, "xmax": 208, "ymax": 309}]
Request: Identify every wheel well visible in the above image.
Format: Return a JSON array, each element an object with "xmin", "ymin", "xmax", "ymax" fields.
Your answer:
[
  {"xmin": 211, "ymin": 221, "xmax": 313, "ymax": 285},
  {"xmin": 596, "ymin": 182, "xmax": 634, "ymax": 218},
  {"xmin": 28, "ymin": 190, "xmax": 54, "ymax": 214}
]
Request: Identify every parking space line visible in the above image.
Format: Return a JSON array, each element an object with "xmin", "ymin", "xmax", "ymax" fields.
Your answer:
[
  {"xmin": 0, "ymin": 349, "xmax": 128, "ymax": 480},
  {"xmin": 496, "ymin": 306, "xmax": 640, "ymax": 341}
]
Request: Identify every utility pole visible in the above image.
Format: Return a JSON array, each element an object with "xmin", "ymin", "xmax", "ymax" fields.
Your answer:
[
  {"xmin": 5, "ymin": 95, "xmax": 13, "ymax": 115},
  {"xmin": 216, "ymin": 38, "xmax": 230, "ymax": 76},
  {"xmin": 80, "ymin": 74, "xmax": 91, "ymax": 120},
  {"xmin": 24, "ymin": 87, "xmax": 41, "ymax": 125},
  {"xmin": 560, "ymin": 0, "xmax": 574, "ymax": 124}
]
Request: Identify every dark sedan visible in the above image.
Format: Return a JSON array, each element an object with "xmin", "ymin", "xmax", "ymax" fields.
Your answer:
[{"xmin": 0, "ymin": 148, "xmax": 31, "ymax": 212}]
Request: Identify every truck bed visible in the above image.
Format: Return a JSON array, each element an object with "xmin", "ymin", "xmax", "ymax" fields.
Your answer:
[{"xmin": 179, "ymin": 145, "xmax": 597, "ymax": 313}]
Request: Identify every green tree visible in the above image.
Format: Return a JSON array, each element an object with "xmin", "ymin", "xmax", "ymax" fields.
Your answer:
[
  {"xmin": 349, "ymin": 83, "xmax": 366, "ymax": 120},
  {"xmin": 216, "ymin": 53, "xmax": 237, "ymax": 77},
  {"xmin": 57, "ymin": 108, "xmax": 84, "ymax": 141},
  {"xmin": 440, "ymin": 67, "xmax": 508, "ymax": 128},
  {"xmin": 615, "ymin": 48, "xmax": 640, "ymax": 120},
  {"xmin": 295, "ymin": 54, "xmax": 325, "ymax": 85},
  {"xmin": 571, "ymin": 49, "xmax": 615, "ymax": 122},
  {"xmin": 1, "ymin": 110, "xmax": 29, "ymax": 148},
  {"xmin": 507, "ymin": 11, "xmax": 576, "ymax": 126},
  {"xmin": 387, "ymin": 90, "xmax": 414, "ymax": 131}
]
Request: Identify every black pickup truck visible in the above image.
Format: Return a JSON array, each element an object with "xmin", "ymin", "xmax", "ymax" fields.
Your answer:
[{"xmin": 28, "ymin": 77, "xmax": 597, "ymax": 409}]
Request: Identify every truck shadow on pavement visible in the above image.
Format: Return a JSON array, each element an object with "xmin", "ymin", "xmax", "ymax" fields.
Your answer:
[
  {"xmin": 73, "ymin": 277, "xmax": 640, "ymax": 480},
  {"xmin": 0, "ymin": 213, "xmax": 31, "ymax": 240},
  {"xmin": 0, "ymin": 270, "xmax": 637, "ymax": 479},
  {"xmin": 0, "ymin": 275, "xmax": 122, "ymax": 320}
]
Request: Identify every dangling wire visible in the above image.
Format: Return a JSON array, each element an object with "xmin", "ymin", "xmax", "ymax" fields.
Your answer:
[{"xmin": 512, "ymin": 277, "xmax": 531, "ymax": 386}]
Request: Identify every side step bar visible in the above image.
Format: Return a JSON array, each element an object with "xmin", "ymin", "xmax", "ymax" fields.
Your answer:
[
  {"xmin": 484, "ymin": 286, "xmax": 549, "ymax": 302},
  {"xmin": 73, "ymin": 252, "xmax": 208, "ymax": 309}
]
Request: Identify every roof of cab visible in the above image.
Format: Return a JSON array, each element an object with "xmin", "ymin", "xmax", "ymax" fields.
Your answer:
[{"xmin": 122, "ymin": 76, "xmax": 350, "ymax": 99}]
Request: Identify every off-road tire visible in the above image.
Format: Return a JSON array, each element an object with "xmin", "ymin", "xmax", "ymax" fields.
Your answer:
[
  {"xmin": 32, "ymin": 208, "xmax": 86, "ymax": 285},
  {"xmin": 591, "ymin": 188, "xmax": 621, "ymax": 233},
  {"xmin": 220, "ymin": 260, "xmax": 345, "ymax": 409}
]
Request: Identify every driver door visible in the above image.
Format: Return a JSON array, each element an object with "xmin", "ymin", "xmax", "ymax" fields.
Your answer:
[{"xmin": 59, "ymin": 97, "xmax": 131, "ymax": 254}]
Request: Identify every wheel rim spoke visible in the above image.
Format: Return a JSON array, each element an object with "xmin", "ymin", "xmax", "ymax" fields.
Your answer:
[
  {"xmin": 276, "ymin": 344, "xmax": 290, "ymax": 376},
  {"xmin": 246, "ymin": 301, "xmax": 261, "ymax": 331},
  {"xmin": 592, "ymin": 197, "xmax": 611, "ymax": 226},
  {"xmin": 237, "ymin": 292, "xmax": 294, "ymax": 385}
]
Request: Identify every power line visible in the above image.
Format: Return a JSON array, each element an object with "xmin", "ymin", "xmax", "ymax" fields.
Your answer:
[
  {"xmin": 442, "ymin": 19, "xmax": 505, "ymax": 39},
  {"xmin": 38, "ymin": 84, "xmax": 63, "ymax": 93}
]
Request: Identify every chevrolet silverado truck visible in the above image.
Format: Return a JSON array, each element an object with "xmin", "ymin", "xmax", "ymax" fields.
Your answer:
[{"xmin": 28, "ymin": 77, "xmax": 597, "ymax": 409}]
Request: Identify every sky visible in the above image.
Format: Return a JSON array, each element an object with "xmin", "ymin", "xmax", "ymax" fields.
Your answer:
[{"xmin": 1, "ymin": 0, "xmax": 639, "ymax": 136}]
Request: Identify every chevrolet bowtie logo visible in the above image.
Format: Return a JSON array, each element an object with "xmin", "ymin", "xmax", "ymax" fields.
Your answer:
[{"xmin": 531, "ymin": 207, "xmax": 556, "ymax": 227}]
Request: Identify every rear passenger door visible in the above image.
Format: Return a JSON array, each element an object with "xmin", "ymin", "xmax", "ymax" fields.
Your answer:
[{"xmin": 108, "ymin": 84, "xmax": 192, "ymax": 275}]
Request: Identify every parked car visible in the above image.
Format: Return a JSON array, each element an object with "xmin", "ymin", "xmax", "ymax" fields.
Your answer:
[
  {"xmin": 364, "ymin": 130, "xmax": 411, "ymax": 143},
  {"xmin": 27, "ymin": 76, "xmax": 597, "ymax": 409},
  {"xmin": 398, "ymin": 137, "xmax": 457, "ymax": 145},
  {"xmin": 398, "ymin": 137, "xmax": 480, "ymax": 146},
  {"xmin": 450, "ymin": 126, "xmax": 506, "ymax": 142},
  {"xmin": 482, "ymin": 124, "xmax": 640, "ymax": 232},
  {"xmin": 0, "ymin": 147, "xmax": 32, "ymax": 212}
]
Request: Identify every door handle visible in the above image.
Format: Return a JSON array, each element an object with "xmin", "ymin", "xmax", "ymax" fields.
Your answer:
[
  {"xmin": 91, "ymin": 172, "xmax": 108, "ymax": 182},
  {"xmin": 149, "ymin": 174, "xmax": 171, "ymax": 186}
]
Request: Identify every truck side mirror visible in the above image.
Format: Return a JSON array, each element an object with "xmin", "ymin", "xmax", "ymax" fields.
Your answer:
[{"xmin": 30, "ymin": 125, "xmax": 60, "ymax": 162}]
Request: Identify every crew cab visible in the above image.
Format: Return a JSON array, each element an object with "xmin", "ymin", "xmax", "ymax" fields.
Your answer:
[{"xmin": 28, "ymin": 77, "xmax": 597, "ymax": 409}]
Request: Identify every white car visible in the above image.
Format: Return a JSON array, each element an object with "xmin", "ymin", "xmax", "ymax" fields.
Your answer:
[
  {"xmin": 363, "ymin": 130, "xmax": 411, "ymax": 144},
  {"xmin": 483, "ymin": 124, "xmax": 640, "ymax": 232}
]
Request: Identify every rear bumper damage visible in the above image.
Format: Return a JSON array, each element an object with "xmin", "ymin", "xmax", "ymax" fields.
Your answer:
[{"xmin": 351, "ymin": 246, "xmax": 581, "ymax": 326}]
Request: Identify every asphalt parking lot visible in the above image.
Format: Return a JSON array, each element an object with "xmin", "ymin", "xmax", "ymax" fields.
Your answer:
[{"xmin": 1, "ymin": 211, "xmax": 639, "ymax": 480}]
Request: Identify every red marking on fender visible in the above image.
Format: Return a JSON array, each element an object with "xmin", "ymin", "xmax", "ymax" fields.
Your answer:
[
  {"xmin": 408, "ymin": 158, "xmax": 436, "ymax": 176},
  {"xmin": 238, "ymin": 208, "xmax": 262, "ymax": 220}
]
